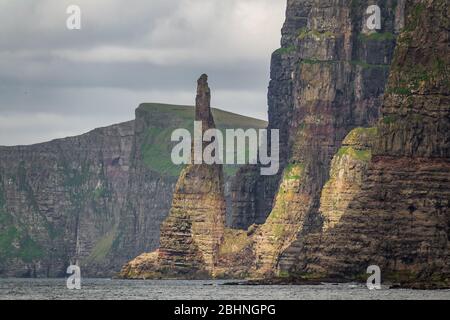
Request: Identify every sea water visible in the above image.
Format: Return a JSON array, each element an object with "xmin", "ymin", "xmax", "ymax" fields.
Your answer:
[{"xmin": 0, "ymin": 278, "xmax": 449, "ymax": 300}]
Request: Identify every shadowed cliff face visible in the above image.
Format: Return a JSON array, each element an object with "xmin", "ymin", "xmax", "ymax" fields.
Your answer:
[
  {"xmin": 247, "ymin": 0, "xmax": 403, "ymax": 275},
  {"xmin": 0, "ymin": 101, "xmax": 265, "ymax": 277},
  {"xmin": 0, "ymin": 116, "xmax": 182, "ymax": 277},
  {"xmin": 282, "ymin": 0, "xmax": 450, "ymax": 288},
  {"xmin": 196, "ymin": 74, "xmax": 215, "ymax": 129},
  {"xmin": 0, "ymin": 121, "xmax": 140, "ymax": 277},
  {"xmin": 231, "ymin": 0, "xmax": 402, "ymax": 231}
]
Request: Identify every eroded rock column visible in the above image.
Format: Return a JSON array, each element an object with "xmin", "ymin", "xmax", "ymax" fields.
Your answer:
[
  {"xmin": 120, "ymin": 75, "xmax": 226, "ymax": 279},
  {"xmin": 158, "ymin": 74, "xmax": 226, "ymax": 277}
]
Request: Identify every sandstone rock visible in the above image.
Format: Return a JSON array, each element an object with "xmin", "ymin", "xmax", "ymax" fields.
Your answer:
[
  {"xmin": 215, "ymin": 229, "xmax": 254, "ymax": 279},
  {"xmin": 120, "ymin": 75, "xmax": 227, "ymax": 279},
  {"xmin": 320, "ymin": 127, "xmax": 377, "ymax": 231},
  {"xmin": 0, "ymin": 101, "xmax": 264, "ymax": 278},
  {"xmin": 282, "ymin": 0, "xmax": 450, "ymax": 288},
  {"xmin": 250, "ymin": 0, "xmax": 400, "ymax": 275}
]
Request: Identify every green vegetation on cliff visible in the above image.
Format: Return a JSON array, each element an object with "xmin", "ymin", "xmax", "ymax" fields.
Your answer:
[
  {"xmin": 404, "ymin": 3, "xmax": 425, "ymax": 32},
  {"xmin": 349, "ymin": 60, "xmax": 390, "ymax": 69},
  {"xmin": 343, "ymin": 127, "xmax": 378, "ymax": 147},
  {"xmin": 138, "ymin": 103, "xmax": 267, "ymax": 177},
  {"xmin": 219, "ymin": 229, "xmax": 249, "ymax": 256},
  {"xmin": 85, "ymin": 226, "xmax": 118, "ymax": 264},
  {"xmin": 337, "ymin": 127, "xmax": 377, "ymax": 163},
  {"xmin": 358, "ymin": 32, "xmax": 395, "ymax": 42},
  {"xmin": 284, "ymin": 163, "xmax": 304, "ymax": 180},
  {"xmin": 336, "ymin": 146, "xmax": 372, "ymax": 162},
  {"xmin": 0, "ymin": 173, "xmax": 44, "ymax": 265},
  {"xmin": 300, "ymin": 59, "xmax": 389, "ymax": 70},
  {"xmin": 298, "ymin": 28, "xmax": 335, "ymax": 40},
  {"xmin": 273, "ymin": 46, "xmax": 296, "ymax": 56},
  {"xmin": 0, "ymin": 222, "xmax": 44, "ymax": 264}
]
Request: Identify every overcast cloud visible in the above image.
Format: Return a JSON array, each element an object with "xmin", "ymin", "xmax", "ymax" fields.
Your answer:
[{"xmin": 0, "ymin": 0, "xmax": 285, "ymax": 145}]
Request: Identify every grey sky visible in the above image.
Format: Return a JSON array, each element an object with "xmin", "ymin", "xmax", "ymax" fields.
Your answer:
[{"xmin": 0, "ymin": 0, "xmax": 285, "ymax": 146}]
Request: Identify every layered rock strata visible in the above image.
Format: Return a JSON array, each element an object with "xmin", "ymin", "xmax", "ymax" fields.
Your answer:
[
  {"xmin": 120, "ymin": 75, "xmax": 227, "ymax": 279},
  {"xmin": 251, "ymin": 0, "xmax": 402, "ymax": 275},
  {"xmin": 282, "ymin": 0, "xmax": 450, "ymax": 288},
  {"xmin": 0, "ymin": 101, "xmax": 264, "ymax": 277},
  {"xmin": 231, "ymin": 0, "xmax": 403, "ymax": 230},
  {"xmin": 0, "ymin": 121, "xmax": 140, "ymax": 277}
]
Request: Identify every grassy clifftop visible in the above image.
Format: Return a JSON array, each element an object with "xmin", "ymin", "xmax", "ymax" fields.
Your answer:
[{"xmin": 137, "ymin": 103, "xmax": 268, "ymax": 177}]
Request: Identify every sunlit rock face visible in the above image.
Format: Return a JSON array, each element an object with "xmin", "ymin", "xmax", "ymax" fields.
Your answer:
[
  {"xmin": 281, "ymin": 0, "xmax": 450, "ymax": 289},
  {"xmin": 249, "ymin": 0, "xmax": 401, "ymax": 275},
  {"xmin": 120, "ymin": 75, "xmax": 227, "ymax": 279},
  {"xmin": 121, "ymin": 0, "xmax": 449, "ymax": 287},
  {"xmin": 157, "ymin": 75, "xmax": 226, "ymax": 277}
]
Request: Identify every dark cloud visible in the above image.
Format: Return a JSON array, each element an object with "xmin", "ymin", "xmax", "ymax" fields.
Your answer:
[{"xmin": 0, "ymin": 0, "xmax": 285, "ymax": 145}]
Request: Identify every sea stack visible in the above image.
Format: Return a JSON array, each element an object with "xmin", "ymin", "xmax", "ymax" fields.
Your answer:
[
  {"xmin": 158, "ymin": 74, "xmax": 226, "ymax": 277},
  {"xmin": 120, "ymin": 74, "xmax": 227, "ymax": 279}
]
